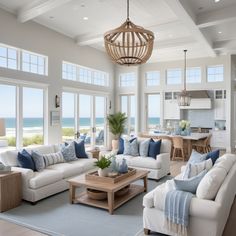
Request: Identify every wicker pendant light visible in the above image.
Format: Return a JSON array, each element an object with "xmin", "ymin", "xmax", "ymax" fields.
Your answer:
[
  {"xmin": 104, "ymin": 0, "xmax": 155, "ymax": 66},
  {"xmin": 177, "ymin": 50, "xmax": 191, "ymax": 106}
]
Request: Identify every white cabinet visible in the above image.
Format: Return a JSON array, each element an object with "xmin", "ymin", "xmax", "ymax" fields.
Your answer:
[
  {"xmin": 210, "ymin": 130, "xmax": 228, "ymax": 149},
  {"xmin": 164, "ymin": 92, "xmax": 181, "ymax": 120},
  {"xmin": 214, "ymin": 90, "xmax": 226, "ymax": 120}
]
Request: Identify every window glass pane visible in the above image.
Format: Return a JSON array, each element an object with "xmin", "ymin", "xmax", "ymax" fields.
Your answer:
[
  {"xmin": 207, "ymin": 65, "xmax": 224, "ymax": 82},
  {"xmin": 0, "ymin": 84, "xmax": 16, "ymax": 147},
  {"xmin": 147, "ymin": 94, "xmax": 160, "ymax": 131},
  {"xmin": 166, "ymin": 69, "xmax": 182, "ymax": 84},
  {"xmin": 7, "ymin": 59, "xmax": 17, "ymax": 70},
  {"xmin": 95, "ymin": 96, "xmax": 105, "ymax": 146},
  {"xmin": 146, "ymin": 71, "xmax": 160, "ymax": 86},
  {"xmin": 22, "ymin": 52, "xmax": 30, "ymax": 63},
  {"xmin": 130, "ymin": 95, "xmax": 135, "ymax": 135},
  {"xmin": 8, "ymin": 48, "xmax": 17, "ymax": 59},
  {"xmin": 0, "ymin": 47, "xmax": 7, "ymax": 57},
  {"xmin": 0, "ymin": 57, "xmax": 7, "ymax": 67},
  {"xmin": 186, "ymin": 67, "xmax": 201, "ymax": 83},
  {"xmin": 121, "ymin": 96, "xmax": 128, "ymax": 134},
  {"xmin": 23, "ymin": 87, "xmax": 44, "ymax": 147},
  {"xmin": 120, "ymin": 73, "xmax": 135, "ymax": 87},
  {"xmin": 22, "ymin": 62, "xmax": 30, "ymax": 72},
  {"xmin": 62, "ymin": 92, "xmax": 75, "ymax": 142}
]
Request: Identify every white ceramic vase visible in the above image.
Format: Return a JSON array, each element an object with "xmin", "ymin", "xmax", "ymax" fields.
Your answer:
[
  {"xmin": 98, "ymin": 168, "xmax": 110, "ymax": 177},
  {"xmin": 111, "ymin": 139, "xmax": 119, "ymax": 150}
]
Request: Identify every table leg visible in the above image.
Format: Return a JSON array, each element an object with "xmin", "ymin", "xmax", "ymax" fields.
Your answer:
[
  {"xmin": 188, "ymin": 140, "xmax": 192, "ymax": 160},
  {"xmin": 143, "ymin": 175, "xmax": 148, "ymax": 192},
  {"xmin": 69, "ymin": 184, "xmax": 76, "ymax": 204},
  {"xmin": 107, "ymin": 191, "xmax": 114, "ymax": 214}
]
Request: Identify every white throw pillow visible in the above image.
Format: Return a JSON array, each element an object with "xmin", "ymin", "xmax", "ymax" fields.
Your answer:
[
  {"xmin": 196, "ymin": 167, "xmax": 227, "ymax": 200},
  {"xmin": 183, "ymin": 158, "xmax": 212, "ymax": 179}
]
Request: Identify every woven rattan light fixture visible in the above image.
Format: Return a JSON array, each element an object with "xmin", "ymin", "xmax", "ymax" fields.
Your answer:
[
  {"xmin": 177, "ymin": 50, "xmax": 191, "ymax": 106},
  {"xmin": 104, "ymin": 0, "xmax": 155, "ymax": 66}
]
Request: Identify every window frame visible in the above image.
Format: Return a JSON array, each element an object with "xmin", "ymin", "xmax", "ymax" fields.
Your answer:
[
  {"xmin": 0, "ymin": 43, "xmax": 19, "ymax": 70},
  {"xmin": 166, "ymin": 68, "xmax": 182, "ymax": 85},
  {"xmin": 145, "ymin": 71, "xmax": 160, "ymax": 86},
  {"xmin": 119, "ymin": 73, "xmax": 136, "ymax": 87}
]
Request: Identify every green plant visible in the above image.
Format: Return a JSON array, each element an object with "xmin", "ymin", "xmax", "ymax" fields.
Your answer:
[
  {"xmin": 107, "ymin": 112, "xmax": 127, "ymax": 139},
  {"xmin": 94, "ymin": 156, "xmax": 111, "ymax": 169}
]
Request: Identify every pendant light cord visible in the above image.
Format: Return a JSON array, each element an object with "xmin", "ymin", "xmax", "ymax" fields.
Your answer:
[
  {"xmin": 184, "ymin": 49, "xmax": 187, "ymax": 91},
  {"xmin": 127, "ymin": 0, "xmax": 129, "ymax": 20}
]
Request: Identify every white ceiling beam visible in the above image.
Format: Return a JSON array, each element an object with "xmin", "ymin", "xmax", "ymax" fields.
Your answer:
[
  {"xmin": 17, "ymin": 0, "xmax": 73, "ymax": 23},
  {"xmin": 76, "ymin": 20, "xmax": 182, "ymax": 46},
  {"xmin": 197, "ymin": 4, "xmax": 236, "ymax": 29},
  {"xmin": 157, "ymin": 36, "xmax": 196, "ymax": 49},
  {"xmin": 213, "ymin": 39, "xmax": 236, "ymax": 50},
  {"xmin": 165, "ymin": 0, "xmax": 216, "ymax": 57}
]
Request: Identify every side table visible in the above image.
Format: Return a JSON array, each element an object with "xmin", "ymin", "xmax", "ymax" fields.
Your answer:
[
  {"xmin": 0, "ymin": 171, "xmax": 22, "ymax": 212},
  {"xmin": 87, "ymin": 149, "xmax": 100, "ymax": 159}
]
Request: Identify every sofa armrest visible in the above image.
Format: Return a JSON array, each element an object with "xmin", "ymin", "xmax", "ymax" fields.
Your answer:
[
  {"xmin": 181, "ymin": 165, "xmax": 186, "ymax": 173},
  {"xmin": 11, "ymin": 167, "xmax": 34, "ymax": 188},
  {"xmin": 190, "ymin": 197, "xmax": 221, "ymax": 220},
  {"xmin": 143, "ymin": 189, "xmax": 155, "ymax": 208},
  {"xmin": 86, "ymin": 152, "xmax": 93, "ymax": 159},
  {"xmin": 156, "ymin": 153, "xmax": 170, "ymax": 162}
]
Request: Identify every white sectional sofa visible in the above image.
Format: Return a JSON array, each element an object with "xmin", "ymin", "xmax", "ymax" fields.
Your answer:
[
  {"xmin": 0, "ymin": 145, "xmax": 96, "ymax": 203},
  {"xmin": 114, "ymin": 138, "xmax": 172, "ymax": 180},
  {"xmin": 143, "ymin": 153, "xmax": 236, "ymax": 236}
]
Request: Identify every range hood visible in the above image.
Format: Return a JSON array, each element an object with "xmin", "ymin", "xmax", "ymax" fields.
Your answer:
[{"xmin": 179, "ymin": 91, "xmax": 212, "ymax": 109}]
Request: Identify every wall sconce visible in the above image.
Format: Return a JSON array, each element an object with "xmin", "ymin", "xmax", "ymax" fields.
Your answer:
[{"xmin": 55, "ymin": 95, "xmax": 60, "ymax": 108}]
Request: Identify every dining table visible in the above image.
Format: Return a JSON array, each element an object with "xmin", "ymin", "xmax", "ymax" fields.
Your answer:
[{"xmin": 141, "ymin": 132, "xmax": 210, "ymax": 159}]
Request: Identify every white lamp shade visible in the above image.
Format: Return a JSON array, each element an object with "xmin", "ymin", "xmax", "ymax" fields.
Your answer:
[{"xmin": 0, "ymin": 118, "xmax": 6, "ymax": 136}]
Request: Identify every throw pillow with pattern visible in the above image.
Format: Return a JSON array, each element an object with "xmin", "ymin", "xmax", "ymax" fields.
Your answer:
[
  {"xmin": 61, "ymin": 142, "xmax": 77, "ymax": 162},
  {"xmin": 123, "ymin": 138, "xmax": 139, "ymax": 156},
  {"xmin": 43, "ymin": 152, "xmax": 64, "ymax": 167},
  {"xmin": 31, "ymin": 150, "xmax": 45, "ymax": 171}
]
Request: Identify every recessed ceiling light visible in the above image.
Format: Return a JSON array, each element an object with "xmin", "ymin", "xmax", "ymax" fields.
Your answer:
[
  {"xmin": 215, "ymin": 0, "xmax": 221, "ymax": 3},
  {"xmin": 83, "ymin": 16, "xmax": 88, "ymax": 20},
  {"xmin": 218, "ymin": 31, "xmax": 222, "ymax": 34}
]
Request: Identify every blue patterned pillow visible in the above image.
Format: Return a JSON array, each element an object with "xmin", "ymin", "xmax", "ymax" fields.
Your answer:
[
  {"xmin": 43, "ymin": 152, "xmax": 65, "ymax": 167},
  {"xmin": 205, "ymin": 149, "xmax": 220, "ymax": 165},
  {"xmin": 139, "ymin": 139, "xmax": 150, "ymax": 157},
  {"xmin": 123, "ymin": 138, "xmax": 139, "ymax": 156},
  {"xmin": 31, "ymin": 150, "xmax": 45, "ymax": 172},
  {"xmin": 17, "ymin": 149, "xmax": 35, "ymax": 171},
  {"xmin": 61, "ymin": 142, "xmax": 77, "ymax": 162},
  {"xmin": 174, "ymin": 170, "xmax": 207, "ymax": 194},
  {"xmin": 117, "ymin": 137, "xmax": 136, "ymax": 154},
  {"xmin": 148, "ymin": 139, "xmax": 162, "ymax": 159}
]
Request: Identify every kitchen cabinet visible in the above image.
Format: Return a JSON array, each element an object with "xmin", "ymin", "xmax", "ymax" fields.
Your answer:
[
  {"xmin": 210, "ymin": 130, "xmax": 228, "ymax": 149},
  {"xmin": 164, "ymin": 92, "xmax": 182, "ymax": 120},
  {"xmin": 214, "ymin": 90, "xmax": 226, "ymax": 120}
]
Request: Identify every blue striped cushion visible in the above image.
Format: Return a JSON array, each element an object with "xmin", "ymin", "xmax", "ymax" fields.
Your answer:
[{"xmin": 43, "ymin": 152, "xmax": 64, "ymax": 167}]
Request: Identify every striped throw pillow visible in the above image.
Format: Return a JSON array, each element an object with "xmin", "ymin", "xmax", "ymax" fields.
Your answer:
[{"xmin": 43, "ymin": 152, "xmax": 64, "ymax": 167}]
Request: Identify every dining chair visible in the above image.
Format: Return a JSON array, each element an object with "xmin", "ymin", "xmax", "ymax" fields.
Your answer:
[
  {"xmin": 192, "ymin": 134, "xmax": 212, "ymax": 153},
  {"xmin": 172, "ymin": 136, "xmax": 185, "ymax": 161}
]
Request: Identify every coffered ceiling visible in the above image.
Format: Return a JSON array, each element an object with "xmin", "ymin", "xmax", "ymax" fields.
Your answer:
[{"xmin": 0, "ymin": 0, "xmax": 236, "ymax": 63}]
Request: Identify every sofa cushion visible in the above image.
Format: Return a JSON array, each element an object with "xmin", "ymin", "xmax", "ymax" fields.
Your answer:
[
  {"xmin": 69, "ymin": 158, "xmax": 96, "ymax": 172},
  {"xmin": 26, "ymin": 145, "xmax": 56, "ymax": 155},
  {"xmin": 116, "ymin": 154, "xmax": 134, "ymax": 165},
  {"xmin": 148, "ymin": 139, "xmax": 161, "ymax": 159},
  {"xmin": 74, "ymin": 140, "xmax": 88, "ymax": 158},
  {"xmin": 205, "ymin": 149, "xmax": 220, "ymax": 165},
  {"xmin": 139, "ymin": 138, "xmax": 150, "ymax": 157},
  {"xmin": 47, "ymin": 162, "xmax": 83, "ymax": 178},
  {"xmin": 129, "ymin": 156, "xmax": 162, "ymax": 169},
  {"xmin": 214, "ymin": 155, "xmax": 235, "ymax": 173},
  {"xmin": 31, "ymin": 150, "xmax": 45, "ymax": 172},
  {"xmin": 29, "ymin": 169, "xmax": 63, "ymax": 189},
  {"xmin": 43, "ymin": 152, "xmax": 64, "ymax": 167},
  {"xmin": 123, "ymin": 138, "xmax": 139, "ymax": 156},
  {"xmin": 17, "ymin": 149, "xmax": 35, "ymax": 171},
  {"xmin": 61, "ymin": 142, "xmax": 77, "ymax": 162},
  {"xmin": 196, "ymin": 166, "xmax": 227, "ymax": 200}
]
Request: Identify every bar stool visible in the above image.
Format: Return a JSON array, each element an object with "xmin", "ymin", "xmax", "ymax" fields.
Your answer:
[
  {"xmin": 192, "ymin": 134, "xmax": 212, "ymax": 153},
  {"xmin": 172, "ymin": 136, "xmax": 185, "ymax": 161}
]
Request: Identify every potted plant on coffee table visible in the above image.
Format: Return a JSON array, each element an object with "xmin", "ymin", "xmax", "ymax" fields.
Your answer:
[
  {"xmin": 94, "ymin": 156, "xmax": 112, "ymax": 177},
  {"xmin": 107, "ymin": 112, "xmax": 127, "ymax": 150}
]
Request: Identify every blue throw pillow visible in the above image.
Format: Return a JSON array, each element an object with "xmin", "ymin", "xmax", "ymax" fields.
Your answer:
[
  {"xmin": 17, "ymin": 149, "xmax": 35, "ymax": 171},
  {"xmin": 117, "ymin": 137, "xmax": 135, "ymax": 154},
  {"xmin": 61, "ymin": 142, "xmax": 77, "ymax": 162},
  {"xmin": 206, "ymin": 149, "xmax": 220, "ymax": 165},
  {"xmin": 74, "ymin": 140, "xmax": 88, "ymax": 158},
  {"xmin": 188, "ymin": 150, "xmax": 207, "ymax": 164},
  {"xmin": 31, "ymin": 150, "xmax": 45, "ymax": 172},
  {"xmin": 148, "ymin": 139, "xmax": 162, "ymax": 159},
  {"xmin": 174, "ymin": 170, "xmax": 207, "ymax": 194}
]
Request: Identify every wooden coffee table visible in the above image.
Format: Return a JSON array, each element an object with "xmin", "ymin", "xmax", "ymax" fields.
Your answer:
[{"xmin": 67, "ymin": 169, "xmax": 148, "ymax": 214}]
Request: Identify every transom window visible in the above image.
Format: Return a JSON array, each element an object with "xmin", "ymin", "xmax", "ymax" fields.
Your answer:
[
  {"xmin": 22, "ymin": 51, "xmax": 47, "ymax": 75},
  {"xmin": 146, "ymin": 71, "xmax": 160, "ymax": 86},
  {"xmin": 207, "ymin": 65, "xmax": 224, "ymax": 82},
  {"xmin": 186, "ymin": 67, "xmax": 201, "ymax": 83},
  {"xmin": 119, "ymin": 73, "xmax": 135, "ymax": 87},
  {"xmin": 166, "ymin": 68, "xmax": 182, "ymax": 85},
  {"xmin": 0, "ymin": 45, "xmax": 18, "ymax": 70},
  {"xmin": 62, "ymin": 61, "xmax": 109, "ymax": 87}
]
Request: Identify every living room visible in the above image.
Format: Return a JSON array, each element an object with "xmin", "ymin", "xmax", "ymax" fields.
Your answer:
[{"xmin": 0, "ymin": 0, "xmax": 236, "ymax": 236}]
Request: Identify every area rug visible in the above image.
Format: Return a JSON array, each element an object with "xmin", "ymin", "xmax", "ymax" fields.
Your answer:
[{"xmin": 0, "ymin": 177, "xmax": 172, "ymax": 236}]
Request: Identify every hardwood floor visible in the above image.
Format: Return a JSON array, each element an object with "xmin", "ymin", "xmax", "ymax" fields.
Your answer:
[{"xmin": 0, "ymin": 160, "xmax": 234, "ymax": 236}]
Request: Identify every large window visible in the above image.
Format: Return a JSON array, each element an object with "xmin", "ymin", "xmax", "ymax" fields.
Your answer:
[
  {"xmin": 207, "ymin": 65, "xmax": 224, "ymax": 82},
  {"xmin": 0, "ymin": 45, "xmax": 18, "ymax": 70},
  {"xmin": 120, "ymin": 95, "xmax": 136, "ymax": 135},
  {"xmin": 23, "ymin": 87, "xmax": 44, "ymax": 146},
  {"xmin": 166, "ymin": 68, "xmax": 182, "ymax": 85},
  {"xmin": 119, "ymin": 73, "xmax": 135, "ymax": 87},
  {"xmin": 186, "ymin": 67, "xmax": 201, "ymax": 83},
  {"xmin": 0, "ymin": 85, "xmax": 16, "ymax": 147},
  {"xmin": 62, "ymin": 61, "xmax": 109, "ymax": 87},
  {"xmin": 147, "ymin": 94, "xmax": 160, "ymax": 130},
  {"xmin": 146, "ymin": 71, "xmax": 160, "ymax": 86}
]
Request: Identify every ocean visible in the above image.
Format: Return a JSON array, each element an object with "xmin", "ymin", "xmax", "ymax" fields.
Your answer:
[{"xmin": 3, "ymin": 117, "xmax": 160, "ymax": 128}]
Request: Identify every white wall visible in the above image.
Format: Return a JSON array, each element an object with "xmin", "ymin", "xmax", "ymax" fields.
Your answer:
[{"xmin": 0, "ymin": 8, "xmax": 115, "ymax": 145}]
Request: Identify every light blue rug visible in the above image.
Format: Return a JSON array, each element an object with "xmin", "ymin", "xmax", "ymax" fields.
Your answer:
[{"xmin": 0, "ymin": 177, "xmax": 171, "ymax": 236}]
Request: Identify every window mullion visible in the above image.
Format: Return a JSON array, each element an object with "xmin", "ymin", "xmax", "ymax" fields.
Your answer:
[{"xmin": 16, "ymin": 86, "xmax": 23, "ymax": 148}]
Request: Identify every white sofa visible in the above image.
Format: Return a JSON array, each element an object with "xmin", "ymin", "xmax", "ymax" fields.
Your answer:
[
  {"xmin": 0, "ymin": 145, "xmax": 96, "ymax": 203},
  {"xmin": 143, "ymin": 153, "xmax": 236, "ymax": 236},
  {"xmin": 114, "ymin": 138, "xmax": 171, "ymax": 180}
]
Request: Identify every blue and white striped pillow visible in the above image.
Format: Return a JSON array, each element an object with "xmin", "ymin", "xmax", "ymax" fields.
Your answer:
[{"xmin": 43, "ymin": 152, "xmax": 64, "ymax": 167}]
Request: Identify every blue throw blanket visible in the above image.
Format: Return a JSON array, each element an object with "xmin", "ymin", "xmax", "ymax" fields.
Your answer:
[{"xmin": 165, "ymin": 190, "xmax": 193, "ymax": 227}]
